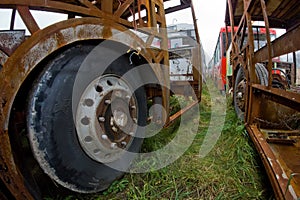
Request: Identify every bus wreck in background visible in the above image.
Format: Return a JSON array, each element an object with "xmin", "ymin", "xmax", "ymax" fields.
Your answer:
[
  {"xmin": 0, "ymin": 0, "xmax": 204, "ymax": 199},
  {"xmin": 225, "ymin": 0, "xmax": 300, "ymax": 199},
  {"xmin": 210, "ymin": 26, "xmax": 290, "ymax": 94}
]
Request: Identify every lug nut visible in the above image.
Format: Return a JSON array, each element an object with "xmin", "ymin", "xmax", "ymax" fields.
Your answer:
[
  {"xmin": 98, "ymin": 117, "xmax": 105, "ymax": 122},
  {"xmin": 110, "ymin": 117, "xmax": 114, "ymax": 126},
  {"xmin": 101, "ymin": 134, "xmax": 108, "ymax": 140},
  {"xmin": 112, "ymin": 126, "xmax": 118, "ymax": 132},
  {"xmin": 121, "ymin": 141, "xmax": 127, "ymax": 147},
  {"xmin": 131, "ymin": 105, "xmax": 136, "ymax": 109},
  {"xmin": 133, "ymin": 118, "xmax": 137, "ymax": 123},
  {"xmin": 105, "ymin": 99, "xmax": 111, "ymax": 105}
]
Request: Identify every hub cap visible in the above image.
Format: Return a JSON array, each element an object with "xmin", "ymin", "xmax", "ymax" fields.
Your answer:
[{"xmin": 76, "ymin": 75, "xmax": 138, "ymax": 163}]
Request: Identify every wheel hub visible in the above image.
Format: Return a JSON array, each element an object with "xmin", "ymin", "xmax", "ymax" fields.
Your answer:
[
  {"xmin": 236, "ymin": 79, "xmax": 246, "ymax": 112},
  {"xmin": 76, "ymin": 75, "xmax": 138, "ymax": 163}
]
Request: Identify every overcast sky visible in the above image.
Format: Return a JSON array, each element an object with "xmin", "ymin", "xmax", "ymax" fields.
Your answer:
[{"xmin": 0, "ymin": 0, "xmax": 226, "ymax": 60}]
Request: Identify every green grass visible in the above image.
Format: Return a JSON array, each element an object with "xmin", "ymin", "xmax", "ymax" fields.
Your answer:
[{"xmin": 47, "ymin": 81, "xmax": 274, "ymax": 200}]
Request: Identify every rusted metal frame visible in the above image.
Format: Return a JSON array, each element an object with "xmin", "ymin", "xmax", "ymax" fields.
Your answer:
[
  {"xmin": 190, "ymin": 0, "xmax": 199, "ymax": 44},
  {"xmin": 146, "ymin": 34, "xmax": 155, "ymax": 47},
  {"xmin": 227, "ymin": 0, "xmax": 241, "ymax": 92},
  {"xmin": 276, "ymin": 0, "xmax": 299, "ymax": 19},
  {"xmin": 245, "ymin": 10, "xmax": 257, "ymax": 123},
  {"xmin": 16, "ymin": 5, "xmax": 40, "ymax": 34},
  {"xmin": 246, "ymin": 124, "xmax": 295, "ymax": 200},
  {"xmin": 114, "ymin": 0, "xmax": 134, "ymax": 17},
  {"xmin": 244, "ymin": 47, "xmax": 254, "ymax": 123},
  {"xmin": 164, "ymin": 2, "xmax": 190, "ymax": 15},
  {"xmin": 231, "ymin": 0, "xmax": 254, "ymax": 40},
  {"xmin": 190, "ymin": 0, "xmax": 202, "ymax": 92},
  {"xmin": 145, "ymin": 0, "xmax": 170, "ymax": 124},
  {"xmin": 0, "ymin": 0, "xmax": 98, "ymax": 14},
  {"xmin": 0, "ymin": 1, "xmax": 133, "ymax": 28},
  {"xmin": 100, "ymin": 0, "xmax": 113, "ymax": 13},
  {"xmin": 266, "ymin": 137, "xmax": 296, "ymax": 145},
  {"xmin": 270, "ymin": 0, "xmax": 291, "ymax": 18},
  {"xmin": 291, "ymin": 51, "xmax": 296, "ymax": 85},
  {"xmin": 252, "ymin": 84, "xmax": 300, "ymax": 112},
  {"xmin": 244, "ymin": 1, "xmax": 256, "ymax": 82},
  {"xmin": 165, "ymin": 100, "xmax": 198, "ymax": 128},
  {"xmin": 264, "ymin": 129, "xmax": 300, "ymax": 136},
  {"xmin": 239, "ymin": 18, "xmax": 247, "ymax": 50},
  {"xmin": 0, "ymin": 18, "xmax": 159, "ymax": 126},
  {"xmin": 78, "ymin": 0, "xmax": 99, "ymax": 11},
  {"xmin": 227, "ymin": 0, "xmax": 237, "ymax": 57},
  {"xmin": 9, "ymin": 8, "xmax": 16, "ymax": 30},
  {"xmin": 46, "ymin": 0, "xmax": 132, "ymax": 28},
  {"xmin": 254, "ymin": 25, "xmax": 300, "ymax": 63},
  {"xmin": 0, "ymin": 17, "xmax": 158, "ymax": 199},
  {"xmin": 136, "ymin": 0, "xmax": 147, "ymax": 27},
  {"xmin": 259, "ymin": 0, "xmax": 273, "ymax": 88}
]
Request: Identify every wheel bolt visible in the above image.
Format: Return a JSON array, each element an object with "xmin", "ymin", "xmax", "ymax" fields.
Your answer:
[
  {"xmin": 121, "ymin": 141, "xmax": 127, "ymax": 147},
  {"xmin": 98, "ymin": 117, "xmax": 105, "ymax": 122},
  {"xmin": 101, "ymin": 134, "xmax": 108, "ymax": 140},
  {"xmin": 110, "ymin": 117, "xmax": 114, "ymax": 126},
  {"xmin": 105, "ymin": 99, "xmax": 111, "ymax": 104},
  {"xmin": 131, "ymin": 105, "xmax": 136, "ymax": 109},
  {"xmin": 112, "ymin": 126, "xmax": 118, "ymax": 132},
  {"xmin": 237, "ymin": 92, "xmax": 243, "ymax": 98},
  {"xmin": 133, "ymin": 118, "xmax": 137, "ymax": 123}
]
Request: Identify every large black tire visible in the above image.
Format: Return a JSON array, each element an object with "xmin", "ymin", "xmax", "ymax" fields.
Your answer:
[
  {"xmin": 233, "ymin": 63, "xmax": 268, "ymax": 121},
  {"xmin": 27, "ymin": 42, "xmax": 146, "ymax": 193}
]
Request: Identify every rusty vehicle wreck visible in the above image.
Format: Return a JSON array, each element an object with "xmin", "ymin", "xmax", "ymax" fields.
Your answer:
[
  {"xmin": 0, "ymin": 0, "xmax": 299, "ymax": 199},
  {"xmin": 0, "ymin": 0, "xmax": 203, "ymax": 199},
  {"xmin": 225, "ymin": 0, "xmax": 300, "ymax": 199}
]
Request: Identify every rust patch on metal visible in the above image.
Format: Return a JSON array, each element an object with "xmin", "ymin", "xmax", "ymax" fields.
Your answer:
[
  {"xmin": 0, "ymin": 30, "xmax": 25, "ymax": 56},
  {"xmin": 226, "ymin": 0, "xmax": 300, "ymax": 199},
  {"xmin": 0, "ymin": 50, "xmax": 8, "ymax": 67}
]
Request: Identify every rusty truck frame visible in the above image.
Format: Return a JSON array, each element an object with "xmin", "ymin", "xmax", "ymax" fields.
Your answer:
[
  {"xmin": 225, "ymin": 0, "xmax": 300, "ymax": 199},
  {"xmin": 0, "ymin": 0, "xmax": 202, "ymax": 199}
]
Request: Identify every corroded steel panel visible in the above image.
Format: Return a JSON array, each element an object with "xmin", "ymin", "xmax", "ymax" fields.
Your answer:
[
  {"xmin": 0, "ymin": 30, "xmax": 25, "ymax": 56},
  {"xmin": 226, "ymin": 0, "xmax": 300, "ymax": 199}
]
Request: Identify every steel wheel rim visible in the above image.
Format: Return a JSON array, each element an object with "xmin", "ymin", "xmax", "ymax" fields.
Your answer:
[{"xmin": 76, "ymin": 75, "xmax": 138, "ymax": 163}]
